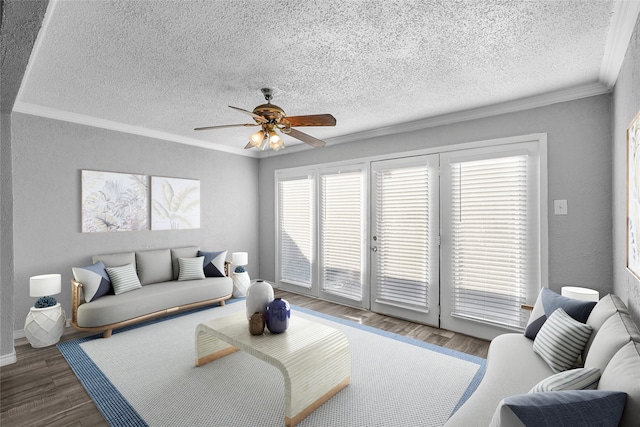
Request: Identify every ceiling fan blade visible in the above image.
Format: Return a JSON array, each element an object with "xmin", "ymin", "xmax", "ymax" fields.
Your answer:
[
  {"xmin": 283, "ymin": 114, "xmax": 336, "ymax": 127},
  {"xmin": 287, "ymin": 128, "xmax": 326, "ymax": 148},
  {"xmin": 229, "ymin": 106, "xmax": 268, "ymax": 123},
  {"xmin": 194, "ymin": 123, "xmax": 259, "ymax": 131}
]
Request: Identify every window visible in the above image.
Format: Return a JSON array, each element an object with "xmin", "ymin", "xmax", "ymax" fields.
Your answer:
[
  {"xmin": 320, "ymin": 169, "xmax": 365, "ymax": 301},
  {"xmin": 441, "ymin": 140, "xmax": 543, "ymax": 334},
  {"xmin": 277, "ymin": 175, "xmax": 313, "ymax": 288}
]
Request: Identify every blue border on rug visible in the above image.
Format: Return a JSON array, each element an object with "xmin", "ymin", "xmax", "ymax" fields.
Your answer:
[
  {"xmin": 292, "ymin": 305, "xmax": 487, "ymax": 415},
  {"xmin": 58, "ymin": 298, "xmax": 485, "ymax": 425}
]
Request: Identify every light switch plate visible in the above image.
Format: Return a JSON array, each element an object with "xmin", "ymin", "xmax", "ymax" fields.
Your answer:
[{"xmin": 554, "ymin": 199, "xmax": 568, "ymax": 215}]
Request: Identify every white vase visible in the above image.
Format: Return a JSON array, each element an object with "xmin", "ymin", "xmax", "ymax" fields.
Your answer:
[
  {"xmin": 245, "ymin": 280, "xmax": 274, "ymax": 320},
  {"xmin": 232, "ymin": 271, "xmax": 250, "ymax": 297},
  {"xmin": 24, "ymin": 303, "xmax": 66, "ymax": 348}
]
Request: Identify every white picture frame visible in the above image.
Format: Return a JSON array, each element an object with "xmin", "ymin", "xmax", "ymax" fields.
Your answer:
[
  {"xmin": 151, "ymin": 176, "xmax": 201, "ymax": 230},
  {"xmin": 82, "ymin": 170, "xmax": 148, "ymax": 232}
]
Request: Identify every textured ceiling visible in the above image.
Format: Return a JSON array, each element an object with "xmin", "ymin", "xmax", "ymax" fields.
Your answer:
[{"xmin": 12, "ymin": 0, "xmax": 634, "ymax": 156}]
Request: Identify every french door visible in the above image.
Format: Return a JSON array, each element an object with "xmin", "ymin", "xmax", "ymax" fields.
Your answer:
[
  {"xmin": 370, "ymin": 155, "xmax": 440, "ymax": 326},
  {"xmin": 276, "ymin": 136, "xmax": 545, "ymax": 338},
  {"xmin": 440, "ymin": 141, "xmax": 542, "ymax": 340}
]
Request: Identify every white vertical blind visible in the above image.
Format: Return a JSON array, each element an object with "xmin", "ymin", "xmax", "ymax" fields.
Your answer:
[
  {"xmin": 449, "ymin": 155, "xmax": 530, "ymax": 328},
  {"xmin": 374, "ymin": 165, "xmax": 431, "ymax": 309},
  {"xmin": 320, "ymin": 171, "xmax": 364, "ymax": 301},
  {"xmin": 278, "ymin": 177, "xmax": 313, "ymax": 288}
]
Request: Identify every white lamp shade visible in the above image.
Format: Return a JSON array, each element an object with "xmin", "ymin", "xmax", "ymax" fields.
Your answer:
[
  {"xmin": 561, "ymin": 286, "xmax": 599, "ymax": 302},
  {"xmin": 232, "ymin": 252, "xmax": 248, "ymax": 266},
  {"xmin": 30, "ymin": 274, "xmax": 61, "ymax": 297}
]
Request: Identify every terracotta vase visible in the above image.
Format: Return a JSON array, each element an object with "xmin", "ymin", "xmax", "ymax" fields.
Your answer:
[
  {"xmin": 245, "ymin": 280, "xmax": 274, "ymax": 320},
  {"xmin": 249, "ymin": 312, "xmax": 265, "ymax": 335}
]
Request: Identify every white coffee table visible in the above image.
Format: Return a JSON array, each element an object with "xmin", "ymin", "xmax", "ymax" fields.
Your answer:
[{"xmin": 195, "ymin": 310, "xmax": 350, "ymax": 427}]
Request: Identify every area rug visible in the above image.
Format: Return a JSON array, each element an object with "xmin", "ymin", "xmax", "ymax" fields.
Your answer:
[{"xmin": 58, "ymin": 300, "xmax": 485, "ymax": 427}]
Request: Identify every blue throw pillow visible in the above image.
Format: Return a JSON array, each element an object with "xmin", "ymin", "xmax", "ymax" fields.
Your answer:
[
  {"xmin": 524, "ymin": 287, "xmax": 597, "ymax": 340},
  {"xmin": 491, "ymin": 390, "xmax": 626, "ymax": 427},
  {"xmin": 198, "ymin": 250, "xmax": 227, "ymax": 277},
  {"xmin": 71, "ymin": 261, "xmax": 112, "ymax": 302}
]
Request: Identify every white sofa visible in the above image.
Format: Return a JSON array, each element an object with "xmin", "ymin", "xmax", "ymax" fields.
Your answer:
[
  {"xmin": 71, "ymin": 246, "xmax": 233, "ymax": 338},
  {"xmin": 445, "ymin": 292, "xmax": 640, "ymax": 427}
]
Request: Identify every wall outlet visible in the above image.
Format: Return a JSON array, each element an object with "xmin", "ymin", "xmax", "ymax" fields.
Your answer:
[{"xmin": 554, "ymin": 199, "xmax": 568, "ymax": 215}]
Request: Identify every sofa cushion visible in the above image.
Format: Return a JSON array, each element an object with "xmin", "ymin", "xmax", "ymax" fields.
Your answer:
[
  {"xmin": 170, "ymin": 246, "xmax": 199, "ymax": 280},
  {"xmin": 584, "ymin": 294, "xmax": 629, "ymax": 359},
  {"xmin": 199, "ymin": 250, "xmax": 227, "ymax": 277},
  {"xmin": 598, "ymin": 340, "xmax": 640, "ymax": 427},
  {"xmin": 533, "ymin": 308, "xmax": 592, "ymax": 373},
  {"xmin": 75, "ymin": 277, "xmax": 233, "ymax": 328},
  {"xmin": 584, "ymin": 312, "xmax": 640, "ymax": 373},
  {"xmin": 529, "ymin": 367, "xmax": 600, "ymax": 393},
  {"xmin": 524, "ymin": 287, "xmax": 596, "ymax": 340},
  {"xmin": 178, "ymin": 257, "xmax": 206, "ymax": 281},
  {"xmin": 93, "ymin": 251, "xmax": 136, "ymax": 269},
  {"xmin": 72, "ymin": 261, "xmax": 111, "ymax": 302},
  {"xmin": 136, "ymin": 249, "xmax": 173, "ymax": 285},
  {"xmin": 106, "ymin": 263, "xmax": 142, "ymax": 295},
  {"xmin": 490, "ymin": 390, "xmax": 626, "ymax": 427}
]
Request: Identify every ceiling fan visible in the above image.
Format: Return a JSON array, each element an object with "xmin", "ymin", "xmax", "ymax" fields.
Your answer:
[{"xmin": 194, "ymin": 88, "xmax": 336, "ymax": 151}]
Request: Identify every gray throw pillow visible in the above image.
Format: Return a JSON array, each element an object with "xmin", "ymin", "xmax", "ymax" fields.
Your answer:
[
  {"xmin": 178, "ymin": 257, "xmax": 206, "ymax": 281},
  {"xmin": 105, "ymin": 263, "xmax": 142, "ymax": 295}
]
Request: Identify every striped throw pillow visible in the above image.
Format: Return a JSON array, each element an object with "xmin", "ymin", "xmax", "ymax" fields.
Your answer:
[
  {"xmin": 533, "ymin": 308, "xmax": 593, "ymax": 373},
  {"xmin": 178, "ymin": 256, "xmax": 205, "ymax": 281},
  {"xmin": 529, "ymin": 367, "xmax": 600, "ymax": 393},
  {"xmin": 105, "ymin": 263, "xmax": 142, "ymax": 295}
]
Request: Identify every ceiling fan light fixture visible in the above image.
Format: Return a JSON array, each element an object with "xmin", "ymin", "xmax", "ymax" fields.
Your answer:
[
  {"xmin": 249, "ymin": 130, "xmax": 265, "ymax": 146},
  {"xmin": 269, "ymin": 131, "xmax": 284, "ymax": 151}
]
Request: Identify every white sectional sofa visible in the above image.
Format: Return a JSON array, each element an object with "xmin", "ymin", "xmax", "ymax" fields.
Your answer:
[
  {"xmin": 445, "ymin": 291, "xmax": 640, "ymax": 427},
  {"xmin": 71, "ymin": 246, "xmax": 233, "ymax": 338}
]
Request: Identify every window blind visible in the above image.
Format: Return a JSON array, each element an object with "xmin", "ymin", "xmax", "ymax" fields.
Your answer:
[
  {"xmin": 278, "ymin": 177, "xmax": 313, "ymax": 288},
  {"xmin": 450, "ymin": 155, "xmax": 530, "ymax": 329},
  {"xmin": 320, "ymin": 171, "xmax": 364, "ymax": 300},
  {"xmin": 374, "ymin": 165, "xmax": 431, "ymax": 309}
]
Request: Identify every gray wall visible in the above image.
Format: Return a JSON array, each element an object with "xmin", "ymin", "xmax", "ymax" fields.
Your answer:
[
  {"xmin": 259, "ymin": 95, "xmax": 613, "ymax": 297},
  {"xmin": 612, "ymin": 14, "xmax": 640, "ymax": 324},
  {"xmin": 0, "ymin": 0, "xmax": 49, "ymax": 360},
  {"xmin": 9, "ymin": 113, "xmax": 260, "ymax": 338},
  {"xmin": 1, "ymin": 113, "xmax": 16, "ymax": 358}
]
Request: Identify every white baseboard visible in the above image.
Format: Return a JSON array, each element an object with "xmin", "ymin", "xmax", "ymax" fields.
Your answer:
[{"xmin": 0, "ymin": 351, "xmax": 17, "ymax": 366}]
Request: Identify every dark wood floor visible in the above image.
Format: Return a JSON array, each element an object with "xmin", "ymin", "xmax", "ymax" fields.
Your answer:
[{"xmin": 1, "ymin": 290, "xmax": 489, "ymax": 427}]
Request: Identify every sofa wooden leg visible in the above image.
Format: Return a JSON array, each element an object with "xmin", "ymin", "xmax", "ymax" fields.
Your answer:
[
  {"xmin": 220, "ymin": 300, "xmax": 225, "ymax": 307},
  {"xmin": 103, "ymin": 329, "xmax": 113, "ymax": 338}
]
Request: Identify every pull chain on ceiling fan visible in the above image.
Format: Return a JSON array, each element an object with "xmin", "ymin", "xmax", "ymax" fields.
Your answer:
[{"xmin": 194, "ymin": 88, "xmax": 336, "ymax": 151}]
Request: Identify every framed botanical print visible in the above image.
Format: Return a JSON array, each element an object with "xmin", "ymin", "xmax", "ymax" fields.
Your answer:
[{"xmin": 627, "ymin": 110, "xmax": 640, "ymax": 280}]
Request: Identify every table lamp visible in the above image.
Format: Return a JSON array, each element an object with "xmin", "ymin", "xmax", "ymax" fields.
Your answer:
[
  {"xmin": 25, "ymin": 274, "xmax": 66, "ymax": 348},
  {"xmin": 561, "ymin": 286, "xmax": 600, "ymax": 302}
]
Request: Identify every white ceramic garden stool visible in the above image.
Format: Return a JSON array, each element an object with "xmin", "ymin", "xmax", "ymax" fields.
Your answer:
[
  {"xmin": 232, "ymin": 271, "xmax": 250, "ymax": 297},
  {"xmin": 24, "ymin": 303, "xmax": 66, "ymax": 348}
]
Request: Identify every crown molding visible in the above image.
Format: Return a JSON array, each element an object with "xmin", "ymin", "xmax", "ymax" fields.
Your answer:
[
  {"xmin": 600, "ymin": 0, "xmax": 640, "ymax": 89},
  {"xmin": 16, "ymin": 79, "xmax": 608, "ymax": 161},
  {"xmin": 306, "ymin": 82, "xmax": 610, "ymax": 151},
  {"xmin": 12, "ymin": 102, "xmax": 259, "ymax": 158}
]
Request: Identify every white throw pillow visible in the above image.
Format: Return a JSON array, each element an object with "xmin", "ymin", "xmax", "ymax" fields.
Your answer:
[
  {"xmin": 533, "ymin": 308, "xmax": 592, "ymax": 373},
  {"xmin": 529, "ymin": 367, "xmax": 600, "ymax": 393}
]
